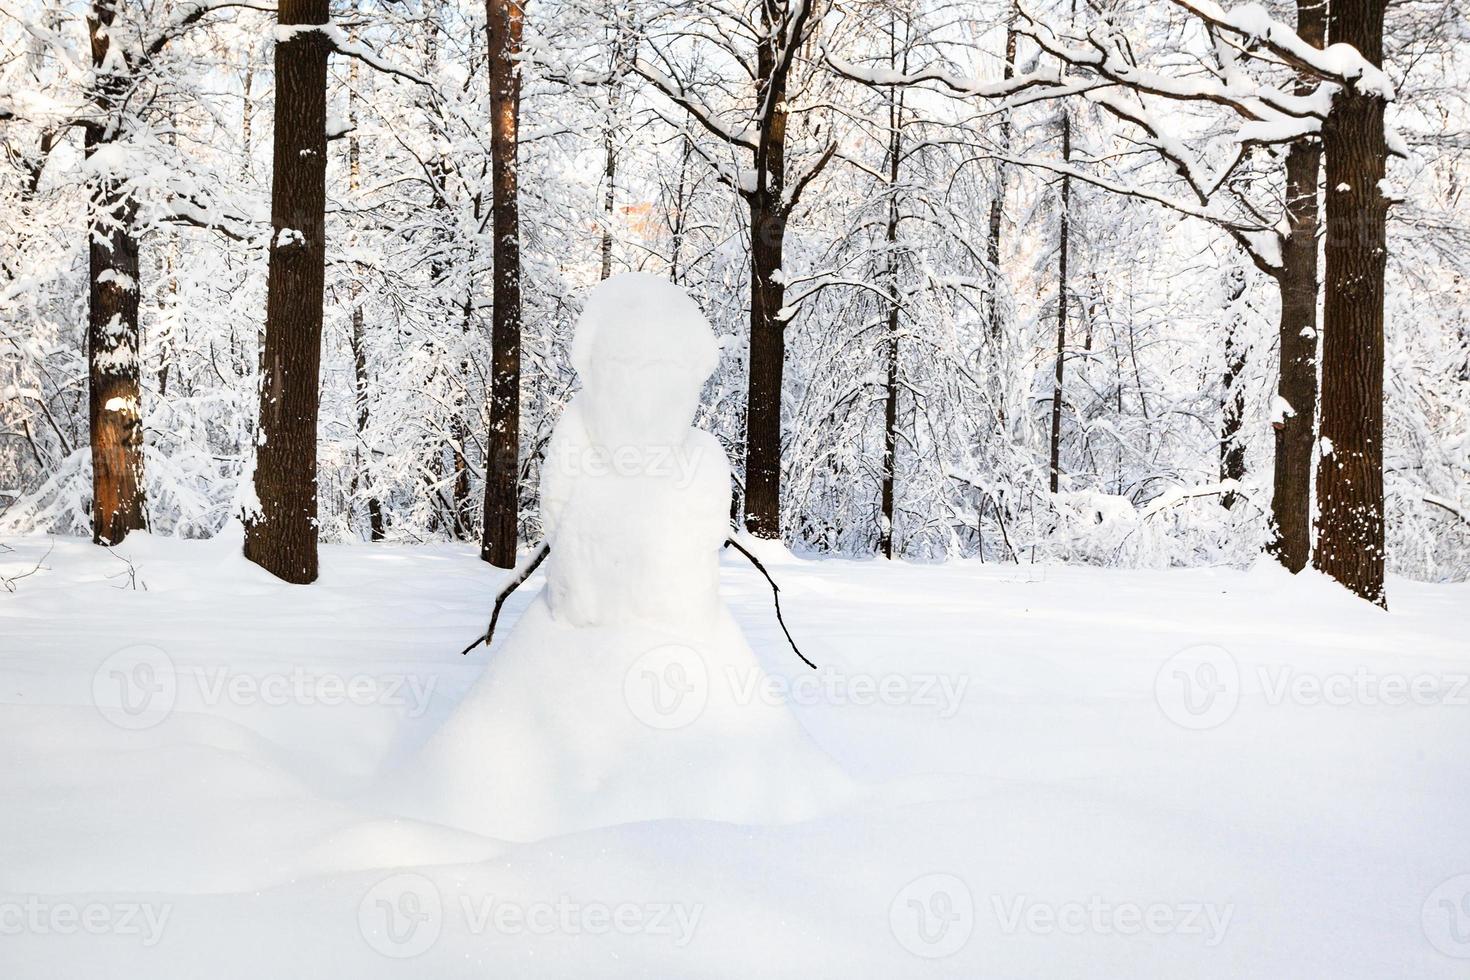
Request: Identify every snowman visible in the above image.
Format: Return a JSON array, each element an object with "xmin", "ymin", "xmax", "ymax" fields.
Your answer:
[{"xmin": 410, "ymin": 272, "xmax": 855, "ymax": 841}]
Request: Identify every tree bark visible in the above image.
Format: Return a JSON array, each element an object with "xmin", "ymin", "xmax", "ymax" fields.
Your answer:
[
  {"xmin": 85, "ymin": 0, "xmax": 147, "ymax": 545},
  {"xmin": 745, "ymin": 196, "xmax": 787, "ymax": 539},
  {"xmin": 878, "ymin": 17, "xmax": 904, "ymax": 559},
  {"xmin": 1219, "ymin": 267, "xmax": 1247, "ymax": 508},
  {"xmin": 1314, "ymin": 0, "xmax": 1388, "ymax": 605},
  {"xmin": 1267, "ymin": 0, "xmax": 1326, "ymax": 571},
  {"xmin": 741, "ymin": 6, "xmax": 798, "ymax": 541},
  {"xmin": 244, "ymin": 0, "xmax": 330, "ymax": 583},
  {"xmin": 346, "ymin": 58, "xmax": 384, "ymax": 541},
  {"xmin": 1048, "ymin": 108, "xmax": 1071, "ymax": 494},
  {"xmin": 480, "ymin": 0, "xmax": 523, "ymax": 567},
  {"xmin": 986, "ymin": 15, "xmax": 1018, "ymax": 342}
]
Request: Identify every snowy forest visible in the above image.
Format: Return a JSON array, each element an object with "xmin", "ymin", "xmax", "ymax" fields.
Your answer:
[
  {"xmin": 2, "ymin": 0, "xmax": 1466, "ymax": 600},
  {"xmin": 2, "ymin": 0, "xmax": 1470, "ymax": 976}
]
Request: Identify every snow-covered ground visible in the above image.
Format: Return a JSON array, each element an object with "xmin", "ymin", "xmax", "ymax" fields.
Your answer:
[{"xmin": 1, "ymin": 531, "xmax": 1467, "ymax": 977}]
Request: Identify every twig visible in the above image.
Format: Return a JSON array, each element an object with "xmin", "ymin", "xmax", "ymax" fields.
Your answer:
[
  {"xmin": 1, "ymin": 537, "xmax": 53, "ymax": 593},
  {"xmin": 724, "ymin": 536, "xmax": 817, "ymax": 670},
  {"xmin": 460, "ymin": 541, "xmax": 550, "ymax": 655},
  {"xmin": 102, "ymin": 544, "xmax": 145, "ymax": 591}
]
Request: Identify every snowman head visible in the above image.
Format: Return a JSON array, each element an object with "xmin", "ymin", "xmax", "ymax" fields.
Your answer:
[{"xmin": 571, "ymin": 273, "xmax": 720, "ymax": 450}]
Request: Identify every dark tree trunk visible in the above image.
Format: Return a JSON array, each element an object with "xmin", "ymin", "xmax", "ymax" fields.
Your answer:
[
  {"xmin": 1048, "ymin": 109, "xmax": 1071, "ymax": 494},
  {"xmin": 598, "ymin": 14, "xmax": 627, "ymax": 282},
  {"xmin": 1314, "ymin": 0, "xmax": 1389, "ymax": 606},
  {"xmin": 744, "ymin": 197, "xmax": 787, "ymax": 539},
  {"xmin": 346, "ymin": 64, "xmax": 384, "ymax": 542},
  {"xmin": 452, "ymin": 293, "xmax": 474, "ymax": 538},
  {"xmin": 1219, "ymin": 267, "xmax": 1247, "ymax": 509},
  {"xmin": 85, "ymin": 0, "xmax": 147, "ymax": 545},
  {"xmin": 1267, "ymin": 0, "xmax": 1326, "ymax": 571},
  {"xmin": 986, "ymin": 15, "xmax": 1018, "ymax": 342},
  {"xmin": 741, "ymin": 7, "xmax": 797, "ymax": 541},
  {"xmin": 878, "ymin": 19, "xmax": 904, "ymax": 560},
  {"xmin": 480, "ymin": 0, "xmax": 523, "ymax": 568},
  {"xmin": 244, "ymin": 0, "xmax": 330, "ymax": 583}
]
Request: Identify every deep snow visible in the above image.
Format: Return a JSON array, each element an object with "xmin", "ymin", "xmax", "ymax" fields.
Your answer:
[{"xmin": 1, "ymin": 531, "xmax": 1468, "ymax": 977}]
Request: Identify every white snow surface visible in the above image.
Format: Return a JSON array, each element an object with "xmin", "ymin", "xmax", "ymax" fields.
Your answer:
[{"xmin": 1, "ymin": 532, "xmax": 1467, "ymax": 976}]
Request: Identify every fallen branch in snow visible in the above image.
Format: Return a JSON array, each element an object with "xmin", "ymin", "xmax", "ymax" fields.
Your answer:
[
  {"xmin": 1, "ymin": 537, "xmax": 53, "ymax": 593},
  {"xmin": 460, "ymin": 541, "xmax": 550, "ymax": 656},
  {"xmin": 103, "ymin": 545, "xmax": 146, "ymax": 591},
  {"xmin": 724, "ymin": 536, "xmax": 817, "ymax": 670}
]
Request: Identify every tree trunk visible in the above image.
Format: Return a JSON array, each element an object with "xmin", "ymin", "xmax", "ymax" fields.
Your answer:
[
  {"xmin": 480, "ymin": 0, "xmax": 523, "ymax": 567},
  {"xmin": 1268, "ymin": 0, "xmax": 1325, "ymax": 571},
  {"xmin": 986, "ymin": 15, "xmax": 1018, "ymax": 342},
  {"xmin": 1219, "ymin": 267, "xmax": 1247, "ymax": 509},
  {"xmin": 85, "ymin": 0, "xmax": 146, "ymax": 545},
  {"xmin": 744, "ymin": 197, "xmax": 787, "ymax": 539},
  {"xmin": 1314, "ymin": 0, "xmax": 1388, "ymax": 605},
  {"xmin": 741, "ymin": 6, "xmax": 797, "ymax": 540},
  {"xmin": 878, "ymin": 20, "xmax": 904, "ymax": 560},
  {"xmin": 1048, "ymin": 109, "xmax": 1071, "ymax": 494},
  {"xmin": 346, "ymin": 59, "xmax": 384, "ymax": 541},
  {"xmin": 598, "ymin": 12, "xmax": 626, "ymax": 282},
  {"xmin": 244, "ymin": 0, "xmax": 330, "ymax": 583}
]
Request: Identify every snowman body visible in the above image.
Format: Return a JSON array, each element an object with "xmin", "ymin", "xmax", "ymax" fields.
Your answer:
[{"xmin": 411, "ymin": 274, "xmax": 853, "ymax": 840}]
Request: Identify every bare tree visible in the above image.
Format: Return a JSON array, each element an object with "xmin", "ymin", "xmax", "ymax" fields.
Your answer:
[
  {"xmin": 1314, "ymin": 0, "xmax": 1390, "ymax": 605},
  {"xmin": 480, "ymin": 0, "xmax": 524, "ymax": 568},
  {"xmin": 635, "ymin": 0, "xmax": 837, "ymax": 539},
  {"xmin": 244, "ymin": 0, "xmax": 332, "ymax": 582}
]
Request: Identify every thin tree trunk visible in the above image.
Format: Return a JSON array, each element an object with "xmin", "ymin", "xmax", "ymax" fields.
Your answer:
[
  {"xmin": 480, "ymin": 0, "xmax": 523, "ymax": 567},
  {"xmin": 1268, "ymin": 0, "xmax": 1325, "ymax": 571},
  {"xmin": 669, "ymin": 136, "xmax": 692, "ymax": 284},
  {"xmin": 598, "ymin": 10, "xmax": 626, "ymax": 281},
  {"xmin": 346, "ymin": 57, "xmax": 384, "ymax": 541},
  {"xmin": 878, "ymin": 17, "xmax": 904, "ymax": 560},
  {"xmin": 244, "ymin": 0, "xmax": 330, "ymax": 583},
  {"xmin": 741, "ymin": 5, "xmax": 798, "ymax": 540},
  {"xmin": 1314, "ymin": 0, "xmax": 1389, "ymax": 605},
  {"xmin": 986, "ymin": 14, "xmax": 1018, "ymax": 342},
  {"xmin": 1048, "ymin": 108, "xmax": 1071, "ymax": 494},
  {"xmin": 85, "ymin": 0, "xmax": 146, "ymax": 545},
  {"xmin": 1219, "ymin": 268, "xmax": 1247, "ymax": 508},
  {"xmin": 745, "ymin": 195, "xmax": 787, "ymax": 539}
]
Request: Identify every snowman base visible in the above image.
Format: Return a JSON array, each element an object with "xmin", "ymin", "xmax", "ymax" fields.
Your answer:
[{"xmin": 411, "ymin": 594, "xmax": 858, "ymax": 841}]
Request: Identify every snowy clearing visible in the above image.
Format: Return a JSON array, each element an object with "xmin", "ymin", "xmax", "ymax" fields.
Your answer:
[{"xmin": 2, "ymin": 532, "xmax": 1467, "ymax": 977}]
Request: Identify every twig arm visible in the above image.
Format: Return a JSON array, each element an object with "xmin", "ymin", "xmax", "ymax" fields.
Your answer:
[
  {"xmin": 724, "ymin": 536, "xmax": 817, "ymax": 670},
  {"xmin": 459, "ymin": 541, "xmax": 550, "ymax": 655}
]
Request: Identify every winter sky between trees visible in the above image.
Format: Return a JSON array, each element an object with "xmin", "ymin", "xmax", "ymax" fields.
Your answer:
[{"xmin": 1, "ymin": 0, "xmax": 1469, "ymax": 975}]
